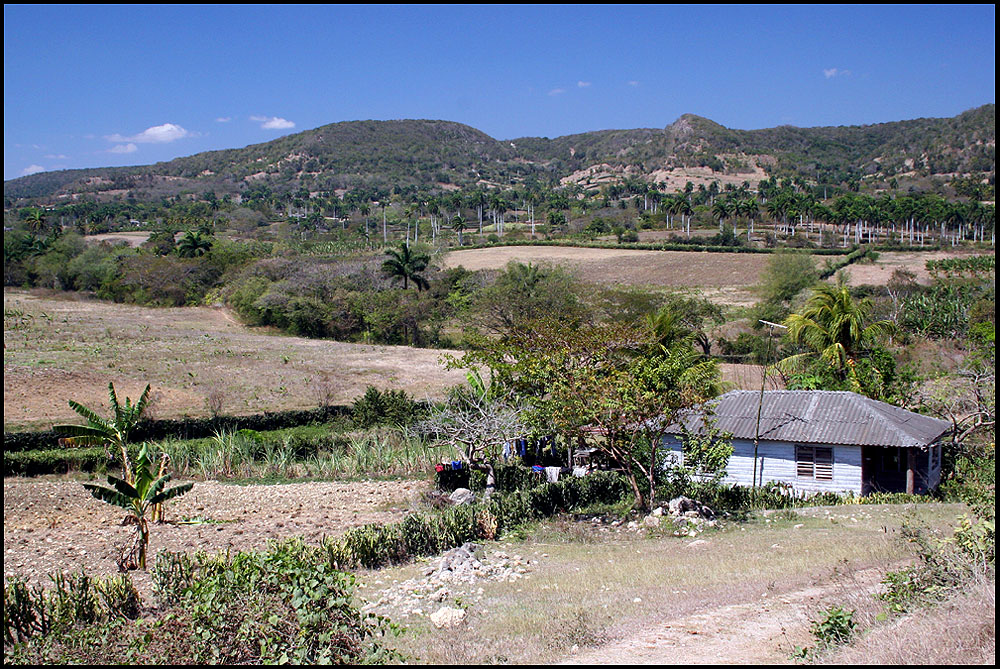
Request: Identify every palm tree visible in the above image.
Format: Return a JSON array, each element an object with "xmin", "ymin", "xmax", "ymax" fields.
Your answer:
[
  {"xmin": 738, "ymin": 197, "xmax": 759, "ymax": 238},
  {"xmin": 469, "ymin": 189, "xmax": 488, "ymax": 234},
  {"xmin": 382, "ymin": 242, "xmax": 430, "ymax": 291},
  {"xmin": 712, "ymin": 200, "xmax": 731, "ymax": 233},
  {"xmin": 451, "ymin": 214, "xmax": 468, "ymax": 247},
  {"xmin": 24, "ymin": 208, "xmax": 46, "ymax": 234},
  {"xmin": 84, "ymin": 442, "xmax": 193, "ymax": 570},
  {"xmin": 55, "ymin": 382, "xmax": 151, "ymax": 483},
  {"xmin": 645, "ymin": 306, "xmax": 711, "ymax": 356},
  {"xmin": 779, "ymin": 281, "xmax": 897, "ymax": 385},
  {"xmin": 176, "ymin": 230, "xmax": 212, "ymax": 257},
  {"xmin": 675, "ymin": 198, "xmax": 693, "ymax": 237}
]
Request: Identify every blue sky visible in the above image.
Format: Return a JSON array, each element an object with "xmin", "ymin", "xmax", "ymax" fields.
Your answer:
[{"xmin": 4, "ymin": 4, "xmax": 995, "ymax": 181}]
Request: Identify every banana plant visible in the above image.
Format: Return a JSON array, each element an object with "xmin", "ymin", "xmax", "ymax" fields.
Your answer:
[
  {"xmin": 84, "ymin": 443, "xmax": 193, "ymax": 570},
  {"xmin": 55, "ymin": 382, "xmax": 150, "ymax": 483}
]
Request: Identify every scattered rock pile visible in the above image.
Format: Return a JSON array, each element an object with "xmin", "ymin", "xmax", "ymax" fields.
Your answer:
[
  {"xmin": 631, "ymin": 497, "xmax": 718, "ymax": 537},
  {"xmin": 362, "ymin": 542, "xmax": 535, "ymax": 625},
  {"xmin": 448, "ymin": 488, "xmax": 476, "ymax": 505}
]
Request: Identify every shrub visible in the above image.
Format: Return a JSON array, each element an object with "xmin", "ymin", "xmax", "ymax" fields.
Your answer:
[
  {"xmin": 6, "ymin": 541, "xmax": 399, "ymax": 665},
  {"xmin": 351, "ymin": 386, "xmax": 426, "ymax": 428},
  {"xmin": 4, "ymin": 572, "xmax": 140, "ymax": 647},
  {"xmin": 324, "ymin": 470, "xmax": 631, "ymax": 571},
  {"xmin": 810, "ymin": 606, "xmax": 857, "ymax": 646}
]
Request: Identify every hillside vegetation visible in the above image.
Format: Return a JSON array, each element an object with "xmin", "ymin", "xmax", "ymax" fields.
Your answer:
[{"xmin": 4, "ymin": 106, "xmax": 994, "ymax": 202}]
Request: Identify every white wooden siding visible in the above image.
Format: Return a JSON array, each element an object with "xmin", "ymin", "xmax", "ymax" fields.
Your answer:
[
  {"xmin": 663, "ymin": 436, "xmax": 863, "ymax": 495},
  {"xmin": 926, "ymin": 443, "xmax": 942, "ymax": 489}
]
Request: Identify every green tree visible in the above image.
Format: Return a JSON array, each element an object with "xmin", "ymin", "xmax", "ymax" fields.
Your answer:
[
  {"xmin": 779, "ymin": 281, "xmax": 898, "ymax": 389},
  {"xmin": 175, "ymin": 230, "xmax": 213, "ymax": 257},
  {"xmin": 22, "ymin": 207, "xmax": 47, "ymax": 234},
  {"xmin": 464, "ymin": 261, "xmax": 585, "ymax": 337},
  {"xmin": 55, "ymin": 382, "xmax": 151, "ymax": 484},
  {"xmin": 455, "ymin": 318, "xmax": 720, "ymax": 509},
  {"xmin": 381, "ymin": 242, "xmax": 430, "ymax": 291},
  {"xmin": 83, "ymin": 442, "xmax": 193, "ymax": 569},
  {"xmin": 758, "ymin": 250, "xmax": 819, "ymax": 307}
]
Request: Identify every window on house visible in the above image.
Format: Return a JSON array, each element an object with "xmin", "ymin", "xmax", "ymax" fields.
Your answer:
[
  {"xmin": 930, "ymin": 444, "xmax": 941, "ymax": 471},
  {"xmin": 796, "ymin": 446, "xmax": 833, "ymax": 481},
  {"xmin": 881, "ymin": 447, "xmax": 905, "ymax": 472}
]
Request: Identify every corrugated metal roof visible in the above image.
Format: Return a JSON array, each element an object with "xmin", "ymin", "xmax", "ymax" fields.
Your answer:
[{"xmin": 671, "ymin": 390, "xmax": 951, "ymax": 448}]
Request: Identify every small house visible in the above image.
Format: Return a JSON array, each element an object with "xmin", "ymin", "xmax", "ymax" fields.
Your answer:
[{"xmin": 662, "ymin": 390, "xmax": 951, "ymax": 495}]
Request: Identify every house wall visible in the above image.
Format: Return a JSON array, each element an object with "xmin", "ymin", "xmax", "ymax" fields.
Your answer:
[
  {"xmin": 663, "ymin": 436, "xmax": 864, "ymax": 495},
  {"xmin": 928, "ymin": 442, "xmax": 943, "ymax": 489}
]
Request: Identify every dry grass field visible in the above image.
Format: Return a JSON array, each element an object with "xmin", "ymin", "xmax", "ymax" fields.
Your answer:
[
  {"xmin": 3, "ymin": 288, "xmax": 466, "ymax": 431},
  {"xmin": 85, "ymin": 231, "xmax": 153, "ymax": 247},
  {"xmin": 842, "ymin": 249, "xmax": 986, "ymax": 287},
  {"xmin": 359, "ymin": 503, "xmax": 968, "ymax": 664},
  {"xmin": 442, "ymin": 246, "xmax": 773, "ymax": 288},
  {"xmin": 443, "ymin": 245, "xmax": 984, "ymax": 294},
  {"xmin": 442, "ymin": 246, "xmax": 777, "ymax": 306}
]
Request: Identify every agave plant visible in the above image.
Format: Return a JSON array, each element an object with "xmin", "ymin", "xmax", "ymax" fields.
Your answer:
[
  {"xmin": 55, "ymin": 382, "xmax": 150, "ymax": 483},
  {"xmin": 84, "ymin": 443, "xmax": 193, "ymax": 570}
]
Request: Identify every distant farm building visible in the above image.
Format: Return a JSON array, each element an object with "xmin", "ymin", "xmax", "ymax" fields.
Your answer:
[{"xmin": 663, "ymin": 390, "xmax": 951, "ymax": 495}]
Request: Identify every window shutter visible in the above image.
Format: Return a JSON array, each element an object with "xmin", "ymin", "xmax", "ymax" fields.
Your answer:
[
  {"xmin": 814, "ymin": 447, "xmax": 833, "ymax": 481},
  {"xmin": 796, "ymin": 446, "xmax": 814, "ymax": 478}
]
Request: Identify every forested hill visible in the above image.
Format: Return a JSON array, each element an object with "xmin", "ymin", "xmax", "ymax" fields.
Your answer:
[{"xmin": 5, "ymin": 105, "xmax": 994, "ymax": 203}]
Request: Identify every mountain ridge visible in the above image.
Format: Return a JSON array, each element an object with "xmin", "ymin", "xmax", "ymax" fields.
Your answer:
[{"xmin": 5, "ymin": 105, "xmax": 994, "ymax": 202}]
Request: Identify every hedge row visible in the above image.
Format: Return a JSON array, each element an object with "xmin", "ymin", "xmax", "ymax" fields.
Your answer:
[
  {"xmin": 818, "ymin": 245, "xmax": 877, "ymax": 279},
  {"xmin": 464, "ymin": 239, "xmax": 948, "ymax": 257},
  {"xmin": 325, "ymin": 470, "xmax": 630, "ymax": 570},
  {"xmin": 462, "ymin": 239, "xmax": 849, "ymax": 255},
  {"xmin": 4, "ymin": 447, "xmax": 107, "ymax": 477},
  {"xmin": 3, "ymin": 405, "xmax": 353, "ymax": 453}
]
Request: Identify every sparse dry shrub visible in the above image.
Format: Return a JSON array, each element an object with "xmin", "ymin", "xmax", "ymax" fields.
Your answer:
[
  {"xmin": 545, "ymin": 608, "xmax": 610, "ymax": 651},
  {"xmin": 141, "ymin": 389, "xmax": 163, "ymax": 422},
  {"xmin": 312, "ymin": 375, "xmax": 340, "ymax": 408},
  {"xmin": 204, "ymin": 387, "xmax": 226, "ymax": 418}
]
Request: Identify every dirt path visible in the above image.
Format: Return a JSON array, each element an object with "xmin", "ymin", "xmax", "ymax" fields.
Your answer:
[{"xmin": 562, "ymin": 568, "xmax": 884, "ymax": 665}]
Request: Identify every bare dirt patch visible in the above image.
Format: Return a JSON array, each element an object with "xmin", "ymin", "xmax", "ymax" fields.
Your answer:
[
  {"xmin": 562, "ymin": 569, "xmax": 884, "ymax": 665},
  {"xmin": 85, "ymin": 232, "xmax": 152, "ymax": 247},
  {"xmin": 719, "ymin": 363, "xmax": 786, "ymax": 391},
  {"xmin": 3, "ymin": 289, "xmax": 466, "ymax": 431},
  {"xmin": 3, "ymin": 476, "xmax": 430, "ymax": 598}
]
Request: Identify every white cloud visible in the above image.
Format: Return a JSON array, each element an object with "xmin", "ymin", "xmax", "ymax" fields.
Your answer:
[
  {"xmin": 627, "ymin": 80, "xmax": 640, "ymax": 87},
  {"xmin": 251, "ymin": 115, "xmax": 296, "ymax": 130},
  {"xmin": 823, "ymin": 68, "xmax": 851, "ymax": 79},
  {"xmin": 216, "ymin": 116, "xmax": 232, "ymax": 123},
  {"xmin": 547, "ymin": 88, "xmax": 566, "ymax": 96},
  {"xmin": 22, "ymin": 164, "xmax": 46, "ymax": 176},
  {"xmin": 109, "ymin": 143, "xmax": 138, "ymax": 154},
  {"xmin": 577, "ymin": 81, "xmax": 591, "ymax": 88},
  {"xmin": 106, "ymin": 122, "xmax": 192, "ymax": 144},
  {"xmin": 44, "ymin": 154, "xmax": 70, "ymax": 160}
]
